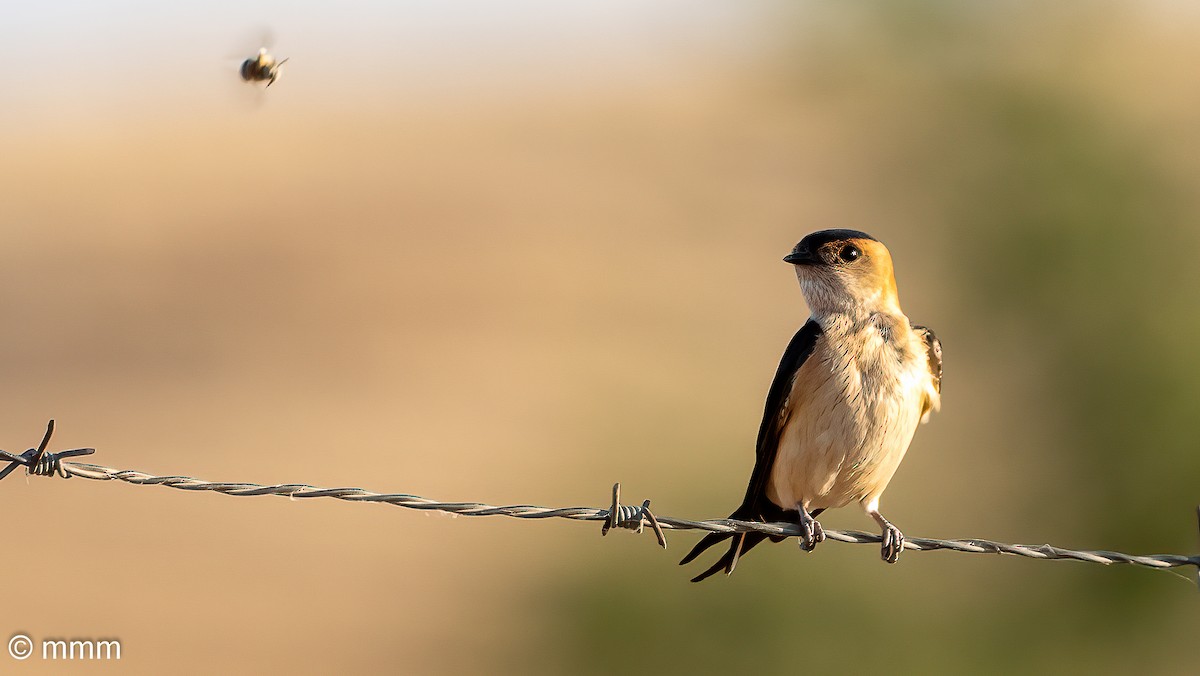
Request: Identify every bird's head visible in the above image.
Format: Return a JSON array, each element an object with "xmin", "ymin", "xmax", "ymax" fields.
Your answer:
[{"xmin": 784, "ymin": 229, "xmax": 900, "ymax": 316}]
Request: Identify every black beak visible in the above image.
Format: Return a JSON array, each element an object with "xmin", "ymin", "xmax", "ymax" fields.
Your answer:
[{"xmin": 784, "ymin": 247, "xmax": 816, "ymax": 265}]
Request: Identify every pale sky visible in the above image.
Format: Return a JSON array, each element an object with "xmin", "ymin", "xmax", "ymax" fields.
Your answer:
[{"xmin": 1, "ymin": 1, "xmax": 766, "ymax": 122}]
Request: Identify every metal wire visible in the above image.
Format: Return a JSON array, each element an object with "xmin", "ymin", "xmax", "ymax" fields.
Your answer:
[{"xmin": 3, "ymin": 421, "xmax": 1199, "ymax": 578}]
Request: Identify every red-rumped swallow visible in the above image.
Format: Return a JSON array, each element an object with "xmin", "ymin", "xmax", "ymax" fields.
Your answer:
[{"xmin": 681, "ymin": 230, "xmax": 942, "ymax": 581}]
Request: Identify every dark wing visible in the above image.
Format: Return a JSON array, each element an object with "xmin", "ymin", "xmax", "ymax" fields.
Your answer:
[
  {"xmin": 911, "ymin": 325, "xmax": 942, "ymax": 419},
  {"xmin": 911, "ymin": 325, "xmax": 942, "ymax": 394},
  {"xmin": 742, "ymin": 318, "xmax": 824, "ymax": 514},
  {"xmin": 680, "ymin": 319, "xmax": 824, "ymax": 581}
]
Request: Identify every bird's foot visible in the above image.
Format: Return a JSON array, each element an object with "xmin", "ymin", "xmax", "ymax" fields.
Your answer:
[
  {"xmin": 797, "ymin": 510, "xmax": 825, "ymax": 552},
  {"xmin": 880, "ymin": 522, "xmax": 904, "ymax": 564}
]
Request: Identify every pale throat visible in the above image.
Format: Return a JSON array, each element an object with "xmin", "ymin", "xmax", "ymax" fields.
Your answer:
[{"xmin": 797, "ymin": 274, "xmax": 903, "ymax": 322}]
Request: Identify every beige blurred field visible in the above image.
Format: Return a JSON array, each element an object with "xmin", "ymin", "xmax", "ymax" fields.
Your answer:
[{"xmin": 2, "ymin": 3, "xmax": 1199, "ymax": 674}]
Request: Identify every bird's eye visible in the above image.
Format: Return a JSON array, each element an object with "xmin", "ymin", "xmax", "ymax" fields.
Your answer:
[{"xmin": 839, "ymin": 245, "xmax": 862, "ymax": 263}]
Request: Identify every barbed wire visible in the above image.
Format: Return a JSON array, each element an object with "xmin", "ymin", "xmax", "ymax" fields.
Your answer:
[{"xmin": 3, "ymin": 421, "xmax": 1199, "ymax": 580}]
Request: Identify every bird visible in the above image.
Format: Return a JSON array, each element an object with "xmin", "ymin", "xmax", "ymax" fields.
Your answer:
[{"xmin": 680, "ymin": 229, "xmax": 942, "ymax": 582}]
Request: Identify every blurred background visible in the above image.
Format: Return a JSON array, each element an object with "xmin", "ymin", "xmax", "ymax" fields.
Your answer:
[{"xmin": 2, "ymin": 0, "xmax": 1198, "ymax": 673}]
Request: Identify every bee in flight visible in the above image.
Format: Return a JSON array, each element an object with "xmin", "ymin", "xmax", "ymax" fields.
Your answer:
[{"xmin": 240, "ymin": 47, "xmax": 289, "ymax": 88}]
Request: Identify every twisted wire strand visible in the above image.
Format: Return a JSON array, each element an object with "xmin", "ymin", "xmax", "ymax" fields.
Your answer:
[
  {"xmin": 49, "ymin": 460, "xmax": 1200, "ymax": 574},
  {"xmin": 3, "ymin": 421, "xmax": 1196, "ymax": 576}
]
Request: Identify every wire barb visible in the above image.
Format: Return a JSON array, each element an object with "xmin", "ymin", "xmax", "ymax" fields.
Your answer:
[
  {"xmin": 0, "ymin": 420, "xmax": 95, "ymax": 481},
  {"xmin": 3, "ymin": 422, "xmax": 1198, "ymax": 581},
  {"xmin": 601, "ymin": 483, "xmax": 667, "ymax": 548}
]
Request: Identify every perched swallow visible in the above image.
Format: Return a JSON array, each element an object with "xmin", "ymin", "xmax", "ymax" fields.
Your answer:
[{"xmin": 681, "ymin": 229, "xmax": 942, "ymax": 582}]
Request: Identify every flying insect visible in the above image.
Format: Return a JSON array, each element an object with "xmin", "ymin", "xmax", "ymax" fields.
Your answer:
[{"xmin": 240, "ymin": 47, "xmax": 288, "ymax": 87}]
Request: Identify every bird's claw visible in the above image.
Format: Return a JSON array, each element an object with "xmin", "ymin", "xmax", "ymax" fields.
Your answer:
[
  {"xmin": 880, "ymin": 523, "xmax": 904, "ymax": 564},
  {"xmin": 798, "ymin": 512, "xmax": 825, "ymax": 552}
]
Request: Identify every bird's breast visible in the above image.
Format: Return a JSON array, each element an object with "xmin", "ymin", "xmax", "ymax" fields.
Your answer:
[{"xmin": 767, "ymin": 314, "xmax": 929, "ymax": 511}]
